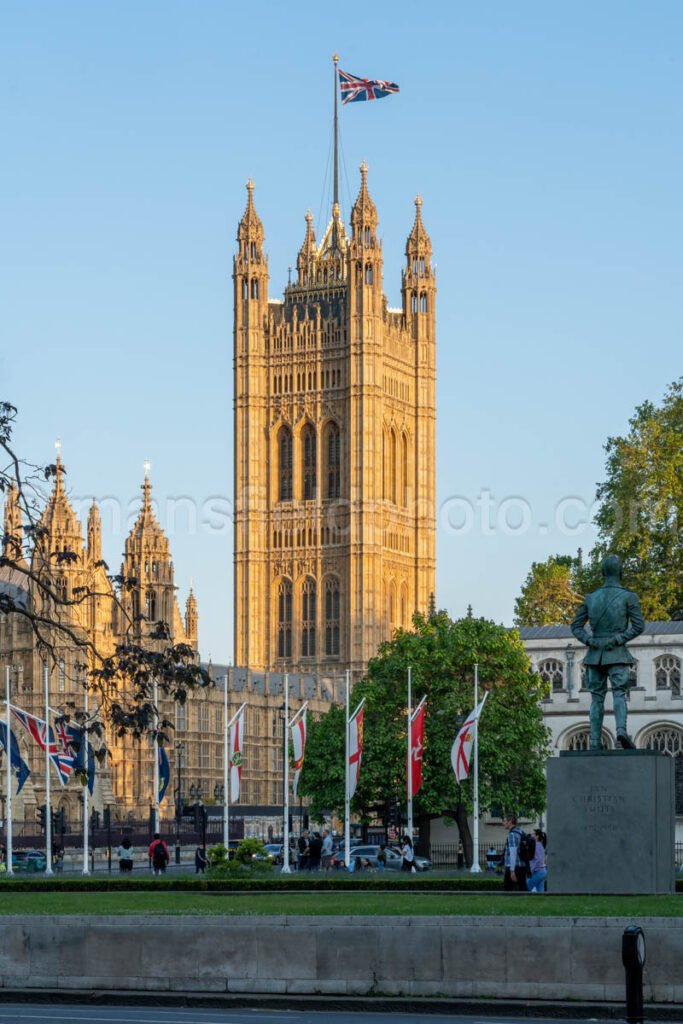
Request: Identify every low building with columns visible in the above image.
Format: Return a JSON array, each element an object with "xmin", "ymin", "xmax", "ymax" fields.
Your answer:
[{"xmin": 519, "ymin": 622, "xmax": 683, "ymax": 842}]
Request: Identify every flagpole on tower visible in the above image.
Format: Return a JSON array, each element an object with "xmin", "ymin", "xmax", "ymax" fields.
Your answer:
[
  {"xmin": 282, "ymin": 673, "xmax": 291, "ymax": 873},
  {"xmin": 153, "ymin": 676, "xmax": 160, "ymax": 834},
  {"xmin": 5, "ymin": 666, "xmax": 14, "ymax": 876},
  {"xmin": 407, "ymin": 665, "xmax": 413, "ymax": 843},
  {"xmin": 470, "ymin": 663, "xmax": 482, "ymax": 873},
  {"xmin": 43, "ymin": 661, "xmax": 53, "ymax": 875},
  {"xmin": 223, "ymin": 669, "xmax": 229, "ymax": 848},
  {"xmin": 333, "ymin": 53, "xmax": 340, "ymax": 209},
  {"xmin": 344, "ymin": 668, "xmax": 350, "ymax": 868}
]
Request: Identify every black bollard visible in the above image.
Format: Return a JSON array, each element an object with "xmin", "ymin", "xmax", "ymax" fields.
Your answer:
[{"xmin": 622, "ymin": 925, "xmax": 646, "ymax": 1024}]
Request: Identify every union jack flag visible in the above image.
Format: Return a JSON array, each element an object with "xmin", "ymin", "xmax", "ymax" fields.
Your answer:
[
  {"xmin": 339, "ymin": 69, "xmax": 399, "ymax": 105},
  {"xmin": 11, "ymin": 706, "xmax": 73, "ymax": 785}
]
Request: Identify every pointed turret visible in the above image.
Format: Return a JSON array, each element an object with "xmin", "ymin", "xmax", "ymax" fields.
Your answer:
[
  {"xmin": 350, "ymin": 161, "xmax": 378, "ymax": 245},
  {"xmin": 36, "ymin": 448, "xmax": 84, "ymax": 564},
  {"xmin": 233, "ymin": 178, "xmax": 269, "ymax": 326},
  {"xmin": 237, "ymin": 178, "xmax": 264, "ymax": 253},
  {"xmin": 402, "ymin": 194, "xmax": 436, "ymax": 340},
  {"xmin": 87, "ymin": 501, "xmax": 102, "ymax": 563},
  {"xmin": 2, "ymin": 481, "xmax": 24, "ymax": 563},
  {"xmin": 185, "ymin": 586, "xmax": 198, "ymax": 648},
  {"xmin": 296, "ymin": 210, "xmax": 317, "ymax": 285},
  {"xmin": 406, "ymin": 194, "xmax": 432, "ymax": 261},
  {"xmin": 122, "ymin": 463, "xmax": 174, "ymax": 640}
]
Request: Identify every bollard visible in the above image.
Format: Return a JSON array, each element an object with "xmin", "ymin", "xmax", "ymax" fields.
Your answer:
[
  {"xmin": 622, "ymin": 925, "xmax": 646, "ymax": 1024},
  {"xmin": 175, "ymin": 841, "xmax": 181, "ymax": 865}
]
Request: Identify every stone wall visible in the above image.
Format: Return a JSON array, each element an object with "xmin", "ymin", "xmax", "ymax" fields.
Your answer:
[{"xmin": 1, "ymin": 915, "xmax": 682, "ymax": 1002}]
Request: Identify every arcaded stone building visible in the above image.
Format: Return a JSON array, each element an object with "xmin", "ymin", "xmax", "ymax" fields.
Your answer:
[{"xmin": 233, "ymin": 165, "xmax": 437, "ymax": 678}]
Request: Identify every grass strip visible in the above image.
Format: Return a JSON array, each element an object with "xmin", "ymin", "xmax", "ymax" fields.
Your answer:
[{"xmin": 0, "ymin": 891, "xmax": 680, "ymax": 917}]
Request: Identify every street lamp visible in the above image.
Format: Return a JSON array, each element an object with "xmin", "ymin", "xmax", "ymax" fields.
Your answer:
[
  {"xmin": 189, "ymin": 784, "xmax": 196, "ymax": 802},
  {"xmin": 279, "ymin": 702, "xmax": 287, "ymax": 845},
  {"xmin": 174, "ymin": 741, "xmax": 185, "ymax": 864},
  {"xmin": 214, "ymin": 783, "xmax": 224, "ymax": 803}
]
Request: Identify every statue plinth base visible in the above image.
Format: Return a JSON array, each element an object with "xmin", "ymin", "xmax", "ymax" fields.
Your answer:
[{"xmin": 546, "ymin": 750, "xmax": 674, "ymax": 894}]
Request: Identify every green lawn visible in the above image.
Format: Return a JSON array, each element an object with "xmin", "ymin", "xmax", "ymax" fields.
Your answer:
[{"xmin": 0, "ymin": 890, "xmax": 680, "ymax": 916}]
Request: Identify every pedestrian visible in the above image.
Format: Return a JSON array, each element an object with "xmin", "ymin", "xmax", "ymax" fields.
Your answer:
[
  {"xmin": 195, "ymin": 845, "xmax": 208, "ymax": 874},
  {"xmin": 526, "ymin": 829, "xmax": 548, "ymax": 893},
  {"xmin": 401, "ymin": 835, "xmax": 416, "ymax": 872},
  {"xmin": 117, "ymin": 837, "xmax": 134, "ymax": 872},
  {"xmin": 377, "ymin": 844, "xmax": 387, "ymax": 872},
  {"xmin": 308, "ymin": 830, "xmax": 323, "ymax": 871},
  {"xmin": 321, "ymin": 829, "xmax": 333, "ymax": 870},
  {"xmin": 502, "ymin": 813, "xmax": 528, "ymax": 892},
  {"xmin": 297, "ymin": 829, "xmax": 310, "ymax": 872},
  {"xmin": 148, "ymin": 832, "xmax": 170, "ymax": 875}
]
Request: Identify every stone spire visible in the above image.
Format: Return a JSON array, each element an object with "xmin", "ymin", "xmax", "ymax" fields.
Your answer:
[
  {"xmin": 37, "ymin": 448, "xmax": 84, "ymax": 562},
  {"xmin": 406, "ymin": 194, "xmax": 432, "ymax": 258},
  {"xmin": 185, "ymin": 586, "xmax": 198, "ymax": 647},
  {"xmin": 350, "ymin": 161, "xmax": 378, "ymax": 236},
  {"xmin": 87, "ymin": 500, "xmax": 102, "ymax": 563},
  {"xmin": 237, "ymin": 178, "xmax": 264, "ymax": 248},
  {"xmin": 2, "ymin": 481, "xmax": 25, "ymax": 564}
]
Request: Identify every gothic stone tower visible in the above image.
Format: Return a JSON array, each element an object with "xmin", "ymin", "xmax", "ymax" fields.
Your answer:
[{"xmin": 233, "ymin": 165, "xmax": 436, "ymax": 676}]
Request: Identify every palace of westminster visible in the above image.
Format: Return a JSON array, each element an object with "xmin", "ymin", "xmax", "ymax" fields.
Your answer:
[{"xmin": 0, "ymin": 163, "xmax": 438, "ymax": 829}]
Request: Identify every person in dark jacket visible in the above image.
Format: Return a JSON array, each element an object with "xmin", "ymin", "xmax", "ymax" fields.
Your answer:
[
  {"xmin": 308, "ymin": 831, "xmax": 323, "ymax": 871},
  {"xmin": 195, "ymin": 846, "xmax": 208, "ymax": 873}
]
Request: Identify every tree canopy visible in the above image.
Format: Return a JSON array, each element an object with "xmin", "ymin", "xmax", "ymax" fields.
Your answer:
[
  {"xmin": 298, "ymin": 612, "xmax": 551, "ymax": 850},
  {"xmin": 513, "ymin": 554, "xmax": 584, "ymax": 627}
]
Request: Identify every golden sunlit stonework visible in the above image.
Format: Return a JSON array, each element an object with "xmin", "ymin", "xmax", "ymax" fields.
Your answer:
[
  {"xmin": 0, "ymin": 459, "xmax": 216, "ymax": 826},
  {"xmin": 233, "ymin": 165, "xmax": 437, "ymax": 678}
]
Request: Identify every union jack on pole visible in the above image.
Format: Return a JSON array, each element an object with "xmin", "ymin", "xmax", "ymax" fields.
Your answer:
[
  {"xmin": 339, "ymin": 69, "xmax": 399, "ymax": 105},
  {"xmin": 11, "ymin": 706, "xmax": 73, "ymax": 785}
]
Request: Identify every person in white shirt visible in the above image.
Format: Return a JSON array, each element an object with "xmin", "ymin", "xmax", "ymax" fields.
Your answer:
[{"xmin": 401, "ymin": 835, "xmax": 416, "ymax": 872}]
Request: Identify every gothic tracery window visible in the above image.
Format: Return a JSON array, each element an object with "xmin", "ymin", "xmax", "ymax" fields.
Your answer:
[
  {"xmin": 301, "ymin": 577, "xmax": 316, "ymax": 658},
  {"xmin": 277, "ymin": 578, "xmax": 292, "ymax": 659},
  {"xmin": 145, "ymin": 589, "xmax": 157, "ymax": 622},
  {"xmin": 278, "ymin": 427, "xmax": 293, "ymax": 501},
  {"xmin": 324, "ymin": 576, "xmax": 340, "ymax": 658},
  {"xmin": 539, "ymin": 658, "xmax": 564, "ymax": 692},
  {"xmin": 326, "ymin": 421, "xmax": 341, "ymax": 499},
  {"xmin": 643, "ymin": 727, "xmax": 683, "ymax": 813},
  {"xmin": 655, "ymin": 655, "xmax": 681, "ymax": 696},
  {"xmin": 302, "ymin": 424, "xmax": 317, "ymax": 501},
  {"xmin": 566, "ymin": 728, "xmax": 611, "ymax": 751}
]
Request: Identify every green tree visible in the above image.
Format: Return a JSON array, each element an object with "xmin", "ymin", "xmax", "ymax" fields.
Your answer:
[
  {"xmin": 298, "ymin": 613, "xmax": 551, "ymax": 862},
  {"xmin": 590, "ymin": 377, "xmax": 683, "ymax": 620},
  {"xmin": 513, "ymin": 554, "xmax": 584, "ymax": 627}
]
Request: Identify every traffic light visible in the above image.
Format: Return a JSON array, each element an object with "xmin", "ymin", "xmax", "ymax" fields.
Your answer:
[
  {"xmin": 53, "ymin": 808, "xmax": 65, "ymax": 835},
  {"xmin": 38, "ymin": 805, "xmax": 47, "ymax": 832},
  {"xmin": 90, "ymin": 809, "xmax": 100, "ymax": 830},
  {"xmin": 193, "ymin": 804, "xmax": 202, "ymax": 831},
  {"xmin": 389, "ymin": 796, "xmax": 401, "ymax": 827}
]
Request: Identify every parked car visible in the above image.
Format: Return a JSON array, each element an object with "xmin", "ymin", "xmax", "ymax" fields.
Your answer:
[
  {"xmin": 254, "ymin": 843, "xmax": 284, "ymax": 865},
  {"xmin": 354, "ymin": 844, "xmax": 432, "ymax": 872},
  {"xmin": 12, "ymin": 849, "xmax": 47, "ymax": 873}
]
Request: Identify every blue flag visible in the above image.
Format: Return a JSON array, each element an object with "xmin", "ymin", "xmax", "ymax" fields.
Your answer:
[
  {"xmin": 158, "ymin": 745, "xmax": 170, "ymax": 803},
  {"xmin": 0, "ymin": 720, "xmax": 31, "ymax": 793}
]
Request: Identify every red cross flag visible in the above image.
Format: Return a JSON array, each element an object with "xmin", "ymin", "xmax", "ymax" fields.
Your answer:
[
  {"xmin": 347, "ymin": 706, "xmax": 364, "ymax": 799},
  {"xmin": 450, "ymin": 694, "xmax": 488, "ymax": 783},
  {"xmin": 229, "ymin": 708, "xmax": 245, "ymax": 801},
  {"xmin": 291, "ymin": 710, "xmax": 307, "ymax": 799}
]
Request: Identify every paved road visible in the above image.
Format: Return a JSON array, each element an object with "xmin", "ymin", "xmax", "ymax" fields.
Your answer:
[{"xmin": 0, "ymin": 1007, "xmax": 609, "ymax": 1024}]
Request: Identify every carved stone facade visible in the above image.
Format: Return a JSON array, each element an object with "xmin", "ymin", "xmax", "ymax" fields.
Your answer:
[
  {"xmin": 0, "ymin": 460, "xmax": 210, "ymax": 826},
  {"xmin": 233, "ymin": 166, "xmax": 437, "ymax": 678}
]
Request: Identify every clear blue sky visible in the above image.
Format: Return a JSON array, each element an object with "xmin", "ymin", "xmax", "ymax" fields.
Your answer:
[{"xmin": 2, "ymin": 1, "xmax": 681, "ymax": 661}]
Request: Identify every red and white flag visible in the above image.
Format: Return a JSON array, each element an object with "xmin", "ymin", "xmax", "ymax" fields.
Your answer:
[
  {"xmin": 291, "ymin": 710, "xmax": 307, "ymax": 799},
  {"xmin": 450, "ymin": 694, "xmax": 488, "ymax": 783},
  {"xmin": 347, "ymin": 706, "xmax": 364, "ymax": 799},
  {"xmin": 229, "ymin": 708, "xmax": 245, "ymax": 801},
  {"xmin": 408, "ymin": 702, "xmax": 425, "ymax": 796}
]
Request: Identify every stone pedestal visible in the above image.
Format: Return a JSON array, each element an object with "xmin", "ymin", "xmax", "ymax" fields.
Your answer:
[{"xmin": 546, "ymin": 750, "xmax": 674, "ymax": 894}]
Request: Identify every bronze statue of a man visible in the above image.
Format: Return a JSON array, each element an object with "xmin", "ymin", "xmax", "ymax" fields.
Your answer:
[{"xmin": 571, "ymin": 554, "xmax": 645, "ymax": 750}]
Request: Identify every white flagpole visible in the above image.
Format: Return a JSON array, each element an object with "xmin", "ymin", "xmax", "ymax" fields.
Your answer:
[
  {"xmin": 82, "ymin": 674, "xmax": 90, "ymax": 875},
  {"xmin": 5, "ymin": 666, "xmax": 13, "ymax": 876},
  {"xmin": 407, "ymin": 665, "xmax": 413, "ymax": 844},
  {"xmin": 153, "ymin": 676, "xmax": 159, "ymax": 834},
  {"xmin": 223, "ymin": 671, "xmax": 229, "ymax": 848},
  {"xmin": 344, "ymin": 668, "xmax": 350, "ymax": 868},
  {"xmin": 225, "ymin": 701, "xmax": 247, "ymax": 858},
  {"xmin": 44, "ymin": 661, "xmax": 53, "ymax": 875},
  {"xmin": 282, "ymin": 673, "xmax": 291, "ymax": 873},
  {"xmin": 470, "ymin": 662, "xmax": 482, "ymax": 873}
]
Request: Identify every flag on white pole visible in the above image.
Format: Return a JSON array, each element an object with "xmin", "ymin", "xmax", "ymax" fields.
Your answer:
[
  {"xmin": 229, "ymin": 708, "xmax": 245, "ymax": 802},
  {"xmin": 291, "ymin": 710, "xmax": 307, "ymax": 799},
  {"xmin": 347, "ymin": 706, "xmax": 364, "ymax": 799},
  {"xmin": 451, "ymin": 694, "xmax": 488, "ymax": 783}
]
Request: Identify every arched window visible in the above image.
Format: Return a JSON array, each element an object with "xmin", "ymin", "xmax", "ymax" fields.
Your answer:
[
  {"xmin": 539, "ymin": 658, "xmax": 564, "ymax": 692},
  {"xmin": 324, "ymin": 577, "xmax": 340, "ymax": 658},
  {"xmin": 55, "ymin": 576, "xmax": 68, "ymax": 603},
  {"xmin": 277, "ymin": 579, "xmax": 292, "ymax": 659},
  {"xmin": 326, "ymin": 422, "xmax": 341, "ymax": 499},
  {"xmin": 251, "ymin": 278, "xmax": 259, "ymax": 299},
  {"xmin": 643, "ymin": 727, "xmax": 683, "ymax": 813},
  {"xmin": 400, "ymin": 582, "xmax": 408, "ymax": 627},
  {"xmin": 419, "ymin": 292, "xmax": 428, "ymax": 313},
  {"xmin": 58, "ymin": 658, "xmax": 66, "ymax": 693},
  {"xmin": 242, "ymin": 279, "xmax": 248, "ymax": 300},
  {"xmin": 301, "ymin": 577, "xmax": 316, "ymax": 658},
  {"xmin": 145, "ymin": 590, "xmax": 157, "ymax": 622},
  {"xmin": 365, "ymin": 264, "xmax": 373, "ymax": 285},
  {"xmin": 655, "ymin": 655, "xmax": 681, "ymax": 696},
  {"xmin": 302, "ymin": 424, "xmax": 317, "ymax": 500},
  {"xmin": 401, "ymin": 433, "xmax": 408, "ymax": 507},
  {"xmin": 565, "ymin": 728, "xmax": 612, "ymax": 752},
  {"xmin": 410, "ymin": 292, "xmax": 418, "ymax": 313},
  {"xmin": 390, "ymin": 430, "xmax": 397, "ymax": 504},
  {"xmin": 389, "ymin": 580, "xmax": 397, "ymax": 631},
  {"xmin": 278, "ymin": 427, "xmax": 293, "ymax": 501}
]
